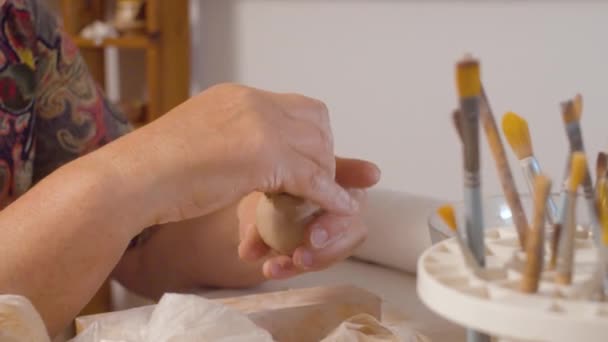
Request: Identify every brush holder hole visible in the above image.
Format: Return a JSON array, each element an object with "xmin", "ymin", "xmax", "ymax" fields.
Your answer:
[
  {"xmin": 490, "ymin": 237, "xmax": 521, "ymax": 249},
  {"xmin": 424, "ymin": 251, "xmax": 457, "ymax": 266},
  {"xmin": 436, "ymin": 275, "xmax": 471, "ymax": 289},
  {"xmin": 425, "ymin": 263, "xmax": 464, "ymax": 276},
  {"xmin": 461, "ymin": 286, "xmax": 490, "ymax": 299},
  {"xmin": 481, "ymin": 268, "xmax": 508, "ymax": 282}
]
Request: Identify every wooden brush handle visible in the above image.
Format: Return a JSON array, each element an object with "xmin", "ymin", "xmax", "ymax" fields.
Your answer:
[
  {"xmin": 452, "ymin": 109, "xmax": 464, "ymax": 143},
  {"xmin": 520, "ymin": 174, "xmax": 551, "ymax": 293},
  {"xmin": 480, "ymin": 88, "xmax": 528, "ymax": 248},
  {"xmin": 460, "ymin": 98, "xmax": 480, "ymax": 174},
  {"xmin": 549, "ymin": 193, "xmax": 568, "ymax": 270}
]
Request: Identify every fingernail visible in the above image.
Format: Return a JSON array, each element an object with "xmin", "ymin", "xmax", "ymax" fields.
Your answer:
[
  {"xmin": 297, "ymin": 250, "xmax": 314, "ymax": 268},
  {"xmin": 311, "ymin": 226, "xmax": 329, "ymax": 249},
  {"xmin": 372, "ymin": 164, "xmax": 382, "ymax": 180}
]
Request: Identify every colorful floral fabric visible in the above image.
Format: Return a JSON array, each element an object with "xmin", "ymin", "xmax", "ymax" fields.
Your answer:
[{"xmin": 0, "ymin": 0, "xmax": 131, "ymax": 208}]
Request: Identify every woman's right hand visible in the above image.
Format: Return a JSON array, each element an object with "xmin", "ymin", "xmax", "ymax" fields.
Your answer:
[{"xmin": 111, "ymin": 83, "xmax": 358, "ymax": 229}]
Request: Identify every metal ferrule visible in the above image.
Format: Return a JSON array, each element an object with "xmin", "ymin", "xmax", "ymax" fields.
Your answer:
[{"xmin": 463, "ymin": 174, "xmax": 485, "ymax": 268}]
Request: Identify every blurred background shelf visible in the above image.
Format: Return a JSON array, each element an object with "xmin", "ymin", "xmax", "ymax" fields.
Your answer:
[
  {"xmin": 58, "ymin": 0, "xmax": 190, "ymax": 126},
  {"xmin": 73, "ymin": 36, "xmax": 154, "ymax": 49}
]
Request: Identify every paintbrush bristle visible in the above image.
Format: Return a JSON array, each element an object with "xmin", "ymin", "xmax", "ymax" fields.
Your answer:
[
  {"xmin": 573, "ymin": 93, "xmax": 583, "ymax": 120},
  {"xmin": 501, "ymin": 111, "xmax": 533, "ymax": 160},
  {"xmin": 597, "ymin": 152, "xmax": 607, "ymax": 180},
  {"xmin": 437, "ymin": 205, "xmax": 458, "ymax": 232},
  {"xmin": 569, "ymin": 152, "xmax": 587, "ymax": 192},
  {"xmin": 455, "ymin": 56, "xmax": 481, "ymax": 98},
  {"xmin": 561, "ymin": 100, "xmax": 578, "ymax": 124}
]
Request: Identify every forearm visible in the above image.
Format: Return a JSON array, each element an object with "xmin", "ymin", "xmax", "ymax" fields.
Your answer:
[
  {"xmin": 0, "ymin": 154, "xmax": 145, "ymax": 337},
  {"xmin": 113, "ymin": 200, "xmax": 266, "ymax": 300}
]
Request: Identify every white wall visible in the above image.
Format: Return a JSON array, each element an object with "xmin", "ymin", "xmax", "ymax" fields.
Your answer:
[{"xmin": 192, "ymin": 0, "xmax": 608, "ymax": 202}]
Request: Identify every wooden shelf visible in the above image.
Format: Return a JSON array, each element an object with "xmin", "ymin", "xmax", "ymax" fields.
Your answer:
[{"xmin": 74, "ymin": 35, "xmax": 153, "ymax": 49}]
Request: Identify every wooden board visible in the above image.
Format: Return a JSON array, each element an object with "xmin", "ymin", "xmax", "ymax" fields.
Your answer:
[{"xmin": 75, "ymin": 285, "xmax": 382, "ymax": 342}]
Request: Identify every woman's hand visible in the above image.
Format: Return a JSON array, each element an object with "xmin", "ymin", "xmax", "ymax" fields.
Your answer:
[
  {"xmin": 236, "ymin": 157, "xmax": 380, "ymax": 279},
  {"xmin": 120, "ymin": 83, "xmax": 359, "ymax": 229},
  {"xmin": 109, "ymin": 84, "xmax": 381, "ymax": 299}
]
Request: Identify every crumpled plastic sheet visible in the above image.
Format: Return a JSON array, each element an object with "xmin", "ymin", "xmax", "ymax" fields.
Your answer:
[
  {"xmin": 321, "ymin": 313, "xmax": 431, "ymax": 342},
  {"xmin": 70, "ymin": 293, "xmax": 274, "ymax": 342},
  {"xmin": 0, "ymin": 294, "xmax": 51, "ymax": 342},
  {"xmin": 71, "ymin": 294, "xmax": 430, "ymax": 342},
  {"xmin": 0, "ymin": 293, "xmax": 431, "ymax": 342}
]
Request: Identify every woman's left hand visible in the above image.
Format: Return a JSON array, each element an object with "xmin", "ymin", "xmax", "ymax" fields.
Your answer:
[{"xmin": 237, "ymin": 157, "xmax": 380, "ymax": 279}]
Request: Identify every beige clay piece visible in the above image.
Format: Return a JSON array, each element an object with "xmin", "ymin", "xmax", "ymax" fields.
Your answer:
[{"xmin": 255, "ymin": 193, "xmax": 321, "ymax": 255}]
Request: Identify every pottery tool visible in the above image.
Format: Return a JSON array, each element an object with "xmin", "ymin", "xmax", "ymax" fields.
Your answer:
[
  {"xmin": 437, "ymin": 205, "xmax": 480, "ymax": 271},
  {"xmin": 561, "ymin": 99, "xmax": 601, "ymax": 246},
  {"xmin": 520, "ymin": 173, "xmax": 552, "ymax": 293},
  {"xmin": 479, "ymin": 88, "xmax": 528, "ymax": 248},
  {"xmin": 455, "ymin": 55, "xmax": 491, "ymax": 342},
  {"xmin": 256, "ymin": 193, "xmax": 321, "ymax": 255},
  {"xmin": 502, "ymin": 111, "xmax": 559, "ymax": 224},
  {"xmin": 555, "ymin": 152, "xmax": 586, "ymax": 285}
]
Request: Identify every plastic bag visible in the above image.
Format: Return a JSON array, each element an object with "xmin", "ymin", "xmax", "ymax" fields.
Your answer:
[
  {"xmin": 321, "ymin": 313, "xmax": 431, "ymax": 342},
  {"xmin": 71, "ymin": 293, "xmax": 273, "ymax": 342}
]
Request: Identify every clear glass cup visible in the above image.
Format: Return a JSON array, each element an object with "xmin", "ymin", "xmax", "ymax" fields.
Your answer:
[{"xmin": 427, "ymin": 193, "xmax": 593, "ymax": 245}]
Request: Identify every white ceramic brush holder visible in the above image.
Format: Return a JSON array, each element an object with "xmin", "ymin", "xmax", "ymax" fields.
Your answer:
[{"xmin": 417, "ymin": 226, "xmax": 608, "ymax": 342}]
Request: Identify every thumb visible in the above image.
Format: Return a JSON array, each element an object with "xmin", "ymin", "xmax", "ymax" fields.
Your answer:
[{"xmin": 285, "ymin": 158, "xmax": 358, "ymax": 215}]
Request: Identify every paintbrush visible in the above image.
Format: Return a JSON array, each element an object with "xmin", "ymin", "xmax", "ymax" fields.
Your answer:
[
  {"xmin": 545, "ymin": 96, "xmax": 587, "ymax": 269},
  {"xmin": 456, "ymin": 55, "xmax": 485, "ymax": 267},
  {"xmin": 455, "ymin": 55, "xmax": 491, "ymax": 342},
  {"xmin": 555, "ymin": 152, "xmax": 586, "ymax": 285},
  {"xmin": 437, "ymin": 205, "xmax": 481, "ymax": 271},
  {"xmin": 561, "ymin": 99, "xmax": 601, "ymax": 245},
  {"xmin": 520, "ymin": 173, "xmax": 552, "ymax": 293},
  {"xmin": 479, "ymin": 88, "xmax": 528, "ymax": 249},
  {"xmin": 502, "ymin": 112, "xmax": 559, "ymax": 224}
]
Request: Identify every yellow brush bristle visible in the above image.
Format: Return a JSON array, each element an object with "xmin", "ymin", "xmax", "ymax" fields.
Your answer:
[
  {"xmin": 501, "ymin": 111, "xmax": 533, "ymax": 160},
  {"xmin": 574, "ymin": 93, "xmax": 583, "ymax": 120},
  {"xmin": 597, "ymin": 152, "xmax": 608, "ymax": 180},
  {"xmin": 437, "ymin": 205, "xmax": 458, "ymax": 232},
  {"xmin": 561, "ymin": 100, "xmax": 578, "ymax": 124},
  {"xmin": 569, "ymin": 152, "xmax": 587, "ymax": 192},
  {"xmin": 455, "ymin": 56, "xmax": 481, "ymax": 98}
]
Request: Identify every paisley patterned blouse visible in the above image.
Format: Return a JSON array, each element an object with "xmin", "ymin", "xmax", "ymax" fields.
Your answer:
[{"xmin": 0, "ymin": 0, "xmax": 132, "ymax": 207}]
